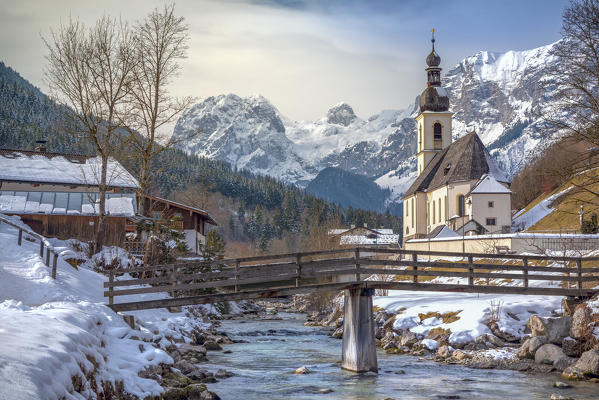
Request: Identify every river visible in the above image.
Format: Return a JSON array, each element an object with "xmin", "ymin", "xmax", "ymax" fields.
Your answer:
[{"xmin": 204, "ymin": 312, "xmax": 598, "ymax": 400}]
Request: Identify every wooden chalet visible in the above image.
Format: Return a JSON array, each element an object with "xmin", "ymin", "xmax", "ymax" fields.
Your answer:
[
  {"xmin": 0, "ymin": 144, "xmax": 139, "ymax": 245},
  {"xmin": 142, "ymin": 195, "xmax": 218, "ymax": 253},
  {"xmin": 328, "ymin": 225, "xmax": 400, "ymax": 246}
]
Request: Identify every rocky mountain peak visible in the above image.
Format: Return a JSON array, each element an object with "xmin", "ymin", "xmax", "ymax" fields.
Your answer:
[{"xmin": 326, "ymin": 102, "xmax": 356, "ymax": 126}]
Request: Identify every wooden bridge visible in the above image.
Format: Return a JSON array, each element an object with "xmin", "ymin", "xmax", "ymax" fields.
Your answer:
[{"xmin": 104, "ymin": 247, "xmax": 599, "ymax": 373}]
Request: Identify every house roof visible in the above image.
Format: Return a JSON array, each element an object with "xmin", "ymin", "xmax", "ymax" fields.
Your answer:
[
  {"xmin": 328, "ymin": 226, "xmax": 394, "ymax": 236},
  {"xmin": 427, "ymin": 225, "xmax": 460, "ymax": 238},
  {"xmin": 0, "ymin": 149, "xmax": 139, "ymax": 189},
  {"xmin": 146, "ymin": 195, "xmax": 217, "ymax": 226},
  {"xmin": 469, "ymin": 174, "xmax": 512, "ymax": 194},
  {"xmin": 403, "ymin": 132, "xmax": 509, "ymax": 198}
]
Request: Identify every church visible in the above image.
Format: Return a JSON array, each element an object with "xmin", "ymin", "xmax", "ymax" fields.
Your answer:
[{"xmin": 402, "ymin": 35, "xmax": 512, "ymax": 242}]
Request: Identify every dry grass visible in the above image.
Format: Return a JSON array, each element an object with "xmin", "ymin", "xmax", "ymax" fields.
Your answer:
[{"xmin": 418, "ymin": 311, "xmax": 461, "ymax": 324}]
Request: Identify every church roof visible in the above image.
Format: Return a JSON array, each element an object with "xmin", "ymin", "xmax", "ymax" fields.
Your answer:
[{"xmin": 403, "ymin": 132, "xmax": 509, "ymax": 198}]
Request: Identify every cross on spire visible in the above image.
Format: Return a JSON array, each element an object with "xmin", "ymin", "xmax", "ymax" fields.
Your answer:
[{"xmin": 431, "ymin": 28, "xmax": 435, "ymax": 51}]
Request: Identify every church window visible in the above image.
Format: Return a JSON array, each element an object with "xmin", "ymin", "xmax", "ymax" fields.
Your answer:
[
  {"xmin": 486, "ymin": 218, "xmax": 496, "ymax": 226},
  {"xmin": 432, "ymin": 201, "xmax": 436, "ymax": 224},
  {"xmin": 411, "ymin": 198, "xmax": 414, "ymax": 227},
  {"xmin": 488, "ymin": 201, "xmax": 494, "ymax": 208},
  {"xmin": 433, "ymin": 122, "xmax": 442, "ymax": 140},
  {"xmin": 444, "ymin": 164, "xmax": 451, "ymax": 176},
  {"xmin": 438, "ymin": 198, "xmax": 441, "ymax": 222},
  {"xmin": 457, "ymin": 195, "xmax": 465, "ymax": 217}
]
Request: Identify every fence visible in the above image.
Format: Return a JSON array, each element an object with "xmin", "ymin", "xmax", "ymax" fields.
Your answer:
[{"xmin": 0, "ymin": 214, "xmax": 60, "ymax": 278}]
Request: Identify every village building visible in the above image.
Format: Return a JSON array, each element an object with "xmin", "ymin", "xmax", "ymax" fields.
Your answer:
[
  {"xmin": 142, "ymin": 195, "xmax": 217, "ymax": 253},
  {"xmin": 0, "ymin": 144, "xmax": 138, "ymax": 245},
  {"xmin": 0, "ymin": 142, "xmax": 217, "ymax": 251},
  {"xmin": 329, "ymin": 225, "xmax": 400, "ymax": 246},
  {"xmin": 402, "ymin": 36, "xmax": 512, "ymax": 244}
]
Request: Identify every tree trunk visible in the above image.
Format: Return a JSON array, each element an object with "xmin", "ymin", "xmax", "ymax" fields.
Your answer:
[
  {"xmin": 137, "ymin": 154, "xmax": 151, "ymax": 216},
  {"xmin": 95, "ymin": 155, "xmax": 108, "ymax": 253}
]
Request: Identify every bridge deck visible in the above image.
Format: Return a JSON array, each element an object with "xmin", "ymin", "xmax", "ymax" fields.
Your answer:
[{"xmin": 105, "ymin": 247, "xmax": 599, "ymax": 312}]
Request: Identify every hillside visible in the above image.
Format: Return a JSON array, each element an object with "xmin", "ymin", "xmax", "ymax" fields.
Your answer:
[{"xmin": 305, "ymin": 167, "xmax": 390, "ymax": 212}]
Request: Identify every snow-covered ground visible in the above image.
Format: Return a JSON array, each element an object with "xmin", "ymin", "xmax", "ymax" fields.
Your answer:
[
  {"xmin": 0, "ymin": 215, "xmax": 210, "ymax": 399},
  {"xmin": 374, "ymin": 291, "xmax": 561, "ymax": 345}
]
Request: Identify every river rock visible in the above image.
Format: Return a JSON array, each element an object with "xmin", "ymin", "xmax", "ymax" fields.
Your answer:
[
  {"xmin": 174, "ymin": 360, "xmax": 197, "ymax": 375},
  {"xmin": 400, "ymin": 331, "xmax": 418, "ymax": 347},
  {"xmin": 437, "ymin": 345, "xmax": 453, "ymax": 358},
  {"xmin": 563, "ymin": 349, "xmax": 599, "ymax": 380},
  {"xmin": 535, "ymin": 344, "xmax": 566, "ymax": 365},
  {"xmin": 215, "ymin": 369, "xmax": 234, "ymax": 379},
  {"xmin": 553, "ymin": 381, "xmax": 573, "ymax": 388},
  {"xmin": 527, "ymin": 316, "xmax": 571, "ymax": 344},
  {"xmin": 562, "ymin": 337, "xmax": 581, "ymax": 358},
  {"xmin": 570, "ymin": 304, "xmax": 593, "ymax": 340},
  {"xmin": 294, "ymin": 366, "xmax": 310, "ymax": 374},
  {"xmin": 518, "ymin": 336, "xmax": 548, "ymax": 359},
  {"xmin": 204, "ymin": 341, "xmax": 222, "ymax": 351},
  {"xmin": 550, "ymin": 395, "xmax": 574, "ymax": 400},
  {"xmin": 452, "ymin": 350, "xmax": 470, "ymax": 361},
  {"xmin": 331, "ymin": 327, "xmax": 343, "ymax": 339}
]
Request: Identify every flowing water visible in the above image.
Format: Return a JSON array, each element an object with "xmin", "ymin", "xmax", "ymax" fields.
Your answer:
[{"xmin": 204, "ymin": 313, "xmax": 598, "ymax": 400}]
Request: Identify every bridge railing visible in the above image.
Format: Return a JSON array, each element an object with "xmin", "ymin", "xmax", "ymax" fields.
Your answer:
[{"xmin": 104, "ymin": 248, "xmax": 599, "ymax": 310}]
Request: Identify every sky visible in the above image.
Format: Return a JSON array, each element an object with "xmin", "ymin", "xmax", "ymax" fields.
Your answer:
[{"xmin": 0, "ymin": 0, "xmax": 569, "ymax": 121}]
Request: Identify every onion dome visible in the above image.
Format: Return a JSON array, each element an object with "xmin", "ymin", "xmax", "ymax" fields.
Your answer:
[{"xmin": 426, "ymin": 49, "xmax": 441, "ymax": 67}]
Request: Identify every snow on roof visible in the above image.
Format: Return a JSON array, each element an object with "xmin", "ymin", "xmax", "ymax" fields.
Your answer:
[
  {"xmin": 435, "ymin": 226, "xmax": 460, "ymax": 238},
  {"xmin": 339, "ymin": 234, "xmax": 400, "ymax": 245},
  {"xmin": 0, "ymin": 150, "xmax": 139, "ymax": 189},
  {"xmin": 470, "ymin": 174, "xmax": 511, "ymax": 194},
  {"xmin": 0, "ymin": 191, "xmax": 136, "ymax": 217}
]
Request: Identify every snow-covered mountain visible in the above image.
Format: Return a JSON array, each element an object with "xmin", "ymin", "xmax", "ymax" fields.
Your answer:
[{"xmin": 173, "ymin": 42, "xmax": 563, "ymax": 206}]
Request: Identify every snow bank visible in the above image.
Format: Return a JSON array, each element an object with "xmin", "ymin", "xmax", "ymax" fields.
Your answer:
[
  {"xmin": 0, "ymin": 216, "xmax": 209, "ymax": 399},
  {"xmin": 375, "ymin": 290, "xmax": 562, "ymax": 345}
]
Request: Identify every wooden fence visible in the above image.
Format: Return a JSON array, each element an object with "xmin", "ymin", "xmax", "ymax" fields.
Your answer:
[
  {"xmin": 0, "ymin": 215, "xmax": 60, "ymax": 278},
  {"xmin": 104, "ymin": 248, "xmax": 599, "ymax": 311}
]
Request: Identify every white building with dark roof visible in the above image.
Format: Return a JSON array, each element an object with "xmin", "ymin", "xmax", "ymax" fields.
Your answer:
[{"xmin": 402, "ymin": 36, "xmax": 512, "ymax": 243}]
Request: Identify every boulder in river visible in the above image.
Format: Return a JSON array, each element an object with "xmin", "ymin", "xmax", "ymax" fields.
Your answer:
[
  {"xmin": 562, "ymin": 349, "xmax": 599, "ymax": 380},
  {"xmin": 526, "ymin": 315, "xmax": 571, "ymax": 344},
  {"xmin": 570, "ymin": 304, "xmax": 593, "ymax": 340},
  {"xmin": 294, "ymin": 366, "xmax": 311, "ymax": 374},
  {"xmin": 535, "ymin": 344, "xmax": 575, "ymax": 371}
]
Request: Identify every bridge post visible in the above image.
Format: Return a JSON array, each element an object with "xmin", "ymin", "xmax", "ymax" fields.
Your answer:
[{"xmin": 341, "ymin": 287, "xmax": 378, "ymax": 373}]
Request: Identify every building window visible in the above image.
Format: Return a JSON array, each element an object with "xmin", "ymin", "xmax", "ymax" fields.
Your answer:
[
  {"xmin": 457, "ymin": 195, "xmax": 465, "ymax": 217},
  {"xmin": 438, "ymin": 198, "xmax": 441, "ymax": 222},
  {"xmin": 411, "ymin": 198, "xmax": 414, "ymax": 227},
  {"xmin": 406, "ymin": 226, "xmax": 409, "ymax": 235},
  {"xmin": 432, "ymin": 201, "xmax": 436, "ymax": 224},
  {"xmin": 488, "ymin": 201, "xmax": 494, "ymax": 208},
  {"xmin": 486, "ymin": 218, "xmax": 497, "ymax": 226},
  {"xmin": 433, "ymin": 122, "xmax": 442, "ymax": 140}
]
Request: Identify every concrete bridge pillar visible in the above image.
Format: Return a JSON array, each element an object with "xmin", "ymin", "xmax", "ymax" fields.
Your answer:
[{"xmin": 341, "ymin": 287, "xmax": 378, "ymax": 373}]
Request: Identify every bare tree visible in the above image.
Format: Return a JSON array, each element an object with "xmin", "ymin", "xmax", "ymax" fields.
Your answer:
[
  {"xmin": 126, "ymin": 4, "xmax": 193, "ymax": 215},
  {"xmin": 44, "ymin": 17, "xmax": 136, "ymax": 252},
  {"xmin": 544, "ymin": 0, "xmax": 599, "ymax": 201}
]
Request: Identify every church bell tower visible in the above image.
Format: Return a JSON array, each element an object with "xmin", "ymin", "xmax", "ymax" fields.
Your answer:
[{"xmin": 416, "ymin": 30, "xmax": 453, "ymax": 176}]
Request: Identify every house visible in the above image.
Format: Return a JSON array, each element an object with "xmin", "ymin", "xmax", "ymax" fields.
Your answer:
[
  {"xmin": 328, "ymin": 225, "xmax": 400, "ymax": 246},
  {"xmin": 0, "ymin": 143, "xmax": 138, "ymax": 245},
  {"xmin": 142, "ymin": 195, "xmax": 217, "ymax": 253},
  {"xmin": 402, "ymin": 35, "xmax": 512, "ymax": 244}
]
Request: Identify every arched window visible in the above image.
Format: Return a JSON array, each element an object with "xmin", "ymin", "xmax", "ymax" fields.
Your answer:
[
  {"xmin": 432, "ymin": 201, "xmax": 436, "ymax": 224},
  {"xmin": 433, "ymin": 122, "xmax": 442, "ymax": 140},
  {"xmin": 457, "ymin": 195, "xmax": 465, "ymax": 217},
  {"xmin": 438, "ymin": 198, "xmax": 441, "ymax": 222}
]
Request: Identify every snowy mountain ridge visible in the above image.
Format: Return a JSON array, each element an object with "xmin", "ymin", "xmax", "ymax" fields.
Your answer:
[{"xmin": 173, "ymin": 41, "xmax": 566, "ymax": 205}]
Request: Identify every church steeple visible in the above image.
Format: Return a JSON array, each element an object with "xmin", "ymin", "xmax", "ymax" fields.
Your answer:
[
  {"xmin": 419, "ymin": 29, "xmax": 449, "ymax": 113},
  {"xmin": 415, "ymin": 30, "xmax": 453, "ymax": 176}
]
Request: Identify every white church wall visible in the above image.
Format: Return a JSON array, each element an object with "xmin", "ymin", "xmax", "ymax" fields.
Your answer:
[{"xmin": 469, "ymin": 192, "xmax": 511, "ymax": 234}]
